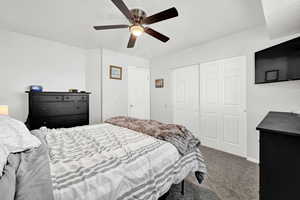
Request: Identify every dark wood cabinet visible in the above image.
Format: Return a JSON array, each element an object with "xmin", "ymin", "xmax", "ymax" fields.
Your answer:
[
  {"xmin": 26, "ymin": 91, "xmax": 90, "ymax": 130},
  {"xmin": 257, "ymin": 112, "xmax": 300, "ymax": 200}
]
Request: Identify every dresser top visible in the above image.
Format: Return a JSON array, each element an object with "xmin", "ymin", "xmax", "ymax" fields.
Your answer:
[
  {"xmin": 257, "ymin": 112, "xmax": 300, "ymax": 137},
  {"xmin": 26, "ymin": 91, "xmax": 91, "ymax": 95}
]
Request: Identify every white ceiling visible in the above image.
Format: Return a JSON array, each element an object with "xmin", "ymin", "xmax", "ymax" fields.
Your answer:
[
  {"xmin": 261, "ymin": 0, "xmax": 300, "ymax": 39},
  {"xmin": 0, "ymin": 0, "xmax": 265, "ymax": 59}
]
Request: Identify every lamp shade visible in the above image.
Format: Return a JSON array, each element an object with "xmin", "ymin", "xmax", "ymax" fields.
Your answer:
[{"xmin": 0, "ymin": 105, "xmax": 8, "ymax": 115}]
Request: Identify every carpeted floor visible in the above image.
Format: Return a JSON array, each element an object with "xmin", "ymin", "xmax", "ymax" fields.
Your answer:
[{"xmin": 166, "ymin": 146, "xmax": 259, "ymax": 200}]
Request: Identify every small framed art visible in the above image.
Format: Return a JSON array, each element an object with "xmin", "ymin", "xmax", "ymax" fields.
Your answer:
[
  {"xmin": 264, "ymin": 70, "xmax": 279, "ymax": 82},
  {"xmin": 155, "ymin": 79, "xmax": 164, "ymax": 88},
  {"xmin": 110, "ymin": 65, "xmax": 122, "ymax": 80}
]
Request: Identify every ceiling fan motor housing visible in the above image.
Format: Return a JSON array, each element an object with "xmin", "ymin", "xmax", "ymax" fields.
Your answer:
[{"xmin": 130, "ymin": 9, "xmax": 147, "ymax": 24}]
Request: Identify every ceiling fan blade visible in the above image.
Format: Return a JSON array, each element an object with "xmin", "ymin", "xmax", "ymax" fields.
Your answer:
[
  {"xmin": 94, "ymin": 24, "xmax": 129, "ymax": 31},
  {"xmin": 143, "ymin": 7, "xmax": 178, "ymax": 25},
  {"xmin": 93, "ymin": 24, "xmax": 129, "ymax": 30},
  {"xmin": 127, "ymin": 34, "xmax": 137, "ymax": 48},
  {"xmin": 111, "ymin": 0, "xmax": 133, "ymax": 22},
  {"xmin": 145, "ymin": 27, "xmax": 169, "ymax": 43}
]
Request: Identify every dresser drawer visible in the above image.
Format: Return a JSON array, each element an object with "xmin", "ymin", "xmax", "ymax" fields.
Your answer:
[
  {"xmin": 31, "ymin": 115, "xmax": 88, "ymax": 130},
  {"xmin": 31, "ymin": 102, "xmax": 88, "ymax": 117},
  {"xmin": 32, "ymin": 95, "xmax": 63, "ymax": 102},
  {"xmin": 63, "ymin": 95, "xmax": 88, "ymax": 102}
]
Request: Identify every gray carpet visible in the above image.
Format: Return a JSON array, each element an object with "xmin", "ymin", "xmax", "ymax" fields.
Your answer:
[
  {"xmin": 166, "ymin": 146, "xmax": 259, "ymax": 200},
  {"xmin": 166, "ymin": 182, "xmax": 221, "ymax": 200}
]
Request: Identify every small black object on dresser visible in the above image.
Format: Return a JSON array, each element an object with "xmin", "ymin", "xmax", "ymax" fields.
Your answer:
[
  {"xmin": 25, "ymin": 91, "xmax": 90, "ymax": 130},
  {"xmin": 257, "ymin": 112, "xmax": 300, "ymax": 200}
]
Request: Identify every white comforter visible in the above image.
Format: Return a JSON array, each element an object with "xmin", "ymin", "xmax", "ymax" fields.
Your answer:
[{"xmin": 37, "ymin": 124, "xmax": 204, "ymax": 200}]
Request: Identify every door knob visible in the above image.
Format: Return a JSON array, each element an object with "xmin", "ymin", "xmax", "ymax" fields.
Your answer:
[{"xmin": 130, "ymin": 105, "xmax": 134, "ymax": 107}]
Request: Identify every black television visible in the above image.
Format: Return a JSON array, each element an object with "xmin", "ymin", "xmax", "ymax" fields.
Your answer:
[{"xmin": 255, "ymin": 36, "xmax": 300, "ymax": 84}]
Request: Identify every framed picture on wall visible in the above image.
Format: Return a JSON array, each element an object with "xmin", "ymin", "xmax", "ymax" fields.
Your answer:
[
  {"xmin": 110, "ymin": 65, "xmax": 122, "ymax": 80},
  {"xmin": 155, "ymin": 79, "xmax": 164, "ymax": 88},
  {"xmin": 264, "ymin": 70, "xmax": 279, "ymax": 82}
]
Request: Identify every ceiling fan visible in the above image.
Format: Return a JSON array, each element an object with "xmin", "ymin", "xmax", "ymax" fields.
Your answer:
[{"xmin": 93, "ymin": 0, "xmax": 179, "ymax": 48}]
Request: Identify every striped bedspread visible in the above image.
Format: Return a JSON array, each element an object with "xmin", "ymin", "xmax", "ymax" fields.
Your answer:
[{"xmin": 35, "ymin": 123, "xmax": 205, "ymax": 200}]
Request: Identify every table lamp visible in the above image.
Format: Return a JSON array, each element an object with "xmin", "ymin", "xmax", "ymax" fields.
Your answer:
[{"xmin": 0, "ymin": 105, "xmax": 9, "ymax": 115}]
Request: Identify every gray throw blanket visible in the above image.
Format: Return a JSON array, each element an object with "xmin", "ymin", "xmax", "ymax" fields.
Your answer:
[{"xmin": 105, "ymin": 116, "xmax": 201, "ymax": 156}]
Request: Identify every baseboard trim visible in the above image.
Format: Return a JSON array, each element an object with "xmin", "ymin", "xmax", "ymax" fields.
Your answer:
[{"xmin": 247, "ymin": 157, "xmax": 259, "ymax": 164}]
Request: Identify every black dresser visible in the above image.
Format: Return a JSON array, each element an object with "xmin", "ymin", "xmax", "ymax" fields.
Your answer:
[
  {"xmin": 26, "ymin": 91, "xmax": 90, "ymax": 130},
  {"xmin": 257, "ymin": 112, "xmax": 300, "ymax": 200}
]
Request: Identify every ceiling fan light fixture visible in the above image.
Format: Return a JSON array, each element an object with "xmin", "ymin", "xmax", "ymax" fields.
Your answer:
[{"xmin": 130, "ymin": 25, "xmax": 144, "ymax": 37}]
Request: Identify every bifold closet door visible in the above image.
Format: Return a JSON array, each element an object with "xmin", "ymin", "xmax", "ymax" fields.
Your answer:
[
  {"xmin": 172, "ymin": 65, "xmax": 200, "ymax": 136},
  {"xmin": 200, "ymin": 57, "xmax": 246, "ymax": 157},
  {"xmin": 128, "ymin": 67, "xmax": 150, "ymax": 119}
]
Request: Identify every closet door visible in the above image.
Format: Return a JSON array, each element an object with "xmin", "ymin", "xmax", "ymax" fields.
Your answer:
[
  {"xmin": 219, "ymin": 57, "xmax": 246, "ymax": 156},
  {"xmin": 200, "ymin": 61, "xmax": 221, "ymax": 150},
  {"xmin": 200, "ymin": 57, "xmax": 246, "ymax": 157},
  {"xmin": 173, "ymin": 65, "xmax": 199, "ymax": 136},
  {"xmin": 128, "ymin": 67, "xmax": 150, "ymax": 119}
]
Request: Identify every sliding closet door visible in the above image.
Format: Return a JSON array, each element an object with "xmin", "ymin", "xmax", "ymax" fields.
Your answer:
[
  {"xmin": 200, "ymin": 57, "xmax": 246, "ymax": 157},
  {"xmin": 172, "ymin": 65, "xmax": 200, "ymax": 136},
  {"xmin": 128, "ymin": 67, "xmax": 150, "ymax": 119}
]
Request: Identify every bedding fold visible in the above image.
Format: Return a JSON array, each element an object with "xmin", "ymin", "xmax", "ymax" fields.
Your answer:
[
  {"xmin": 15, "ymin": 132, "xmax": 54, "ymax": 200},
  {"xmin": 0, "ymin": 153, "xmax": 20, "ymax": 200},
  {"xmin": 0, "ymin": 132, "xmax": 54, "ymax": 200}
]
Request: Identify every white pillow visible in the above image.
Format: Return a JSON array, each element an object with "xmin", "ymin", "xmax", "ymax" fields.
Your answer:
[{"xmin": 0, "ymin": 116, "xmax": 41, "ymax": 176}]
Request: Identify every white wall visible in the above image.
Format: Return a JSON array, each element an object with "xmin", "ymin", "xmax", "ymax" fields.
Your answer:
[
  {"xmin": 0, "ymin": 29, "xmax": 86, "ymax": 121},
  {"xmin": 86, "ymin": 49, "xmax": 102, "ymax": 124},
  {"xmin": 0, "ymin": 29, "xmax": 149, "ymax": 124},
  {"xmin": 150, "ymin": 26, "xmax": 300, "ymax": 161},
  {"xmin": 102, "ymin": 49, "xmax": 150, "ymax": 120}
]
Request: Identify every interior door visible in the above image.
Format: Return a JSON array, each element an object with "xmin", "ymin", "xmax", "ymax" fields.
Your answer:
[
  {"xmin": 200, "ymin": 57, "xmax": 246, "ymax": 156},
  {"xmin": 172, "ymin": 65, "xmax": 200, "ymax": 136},
  {"xmin": 128, "ymin": 67, "xmax": 150, "ymax": 119}
]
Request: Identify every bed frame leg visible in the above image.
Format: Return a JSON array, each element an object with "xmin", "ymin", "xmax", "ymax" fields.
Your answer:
[{"xmin": 181, "ymin": 180, "xmax": 184, "ymax": 195}]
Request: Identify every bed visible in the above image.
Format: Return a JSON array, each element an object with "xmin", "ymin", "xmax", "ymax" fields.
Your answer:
[{"xmin": 0, "ymin": 116, "xmax": 206, "ymax": 200}]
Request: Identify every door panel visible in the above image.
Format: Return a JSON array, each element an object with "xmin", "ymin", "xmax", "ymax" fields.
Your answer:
[
  {"xmin": 224, "ymin": 75, "xmax": 239, "ymax": 105},
  {"xmin": 200, "ymin": 56, "xmax": 246, "ymax": 157},
  {"xmin": 223, "ymin": 115, "xmax": 239, "ymax": 145},
  {"xmin": 220, "ymin": 57, "xmax": 246, "ymax": 156},
  {"xmin": 200, "ymin": 114, "xmax": 219, "ymax": 149},
  {"xmin": 173, "ymin": 65, "xmax": 199, "ymax": 136},
  {"xmin": 200, "ymin": 61, "xmax": 220, "ymax": 148},
  {"xmin": 128, "ymin": 67, "xmax": 150, "ymax": 119}
]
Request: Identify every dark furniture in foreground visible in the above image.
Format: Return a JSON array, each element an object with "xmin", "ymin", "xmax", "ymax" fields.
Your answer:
[
  {"xmin": 26, "ymin": 91, "xmax": 90, "ymax": 130},
  {"xmin": 257, "ymin": 112, "xmax": 300, "ymax": 200}
]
